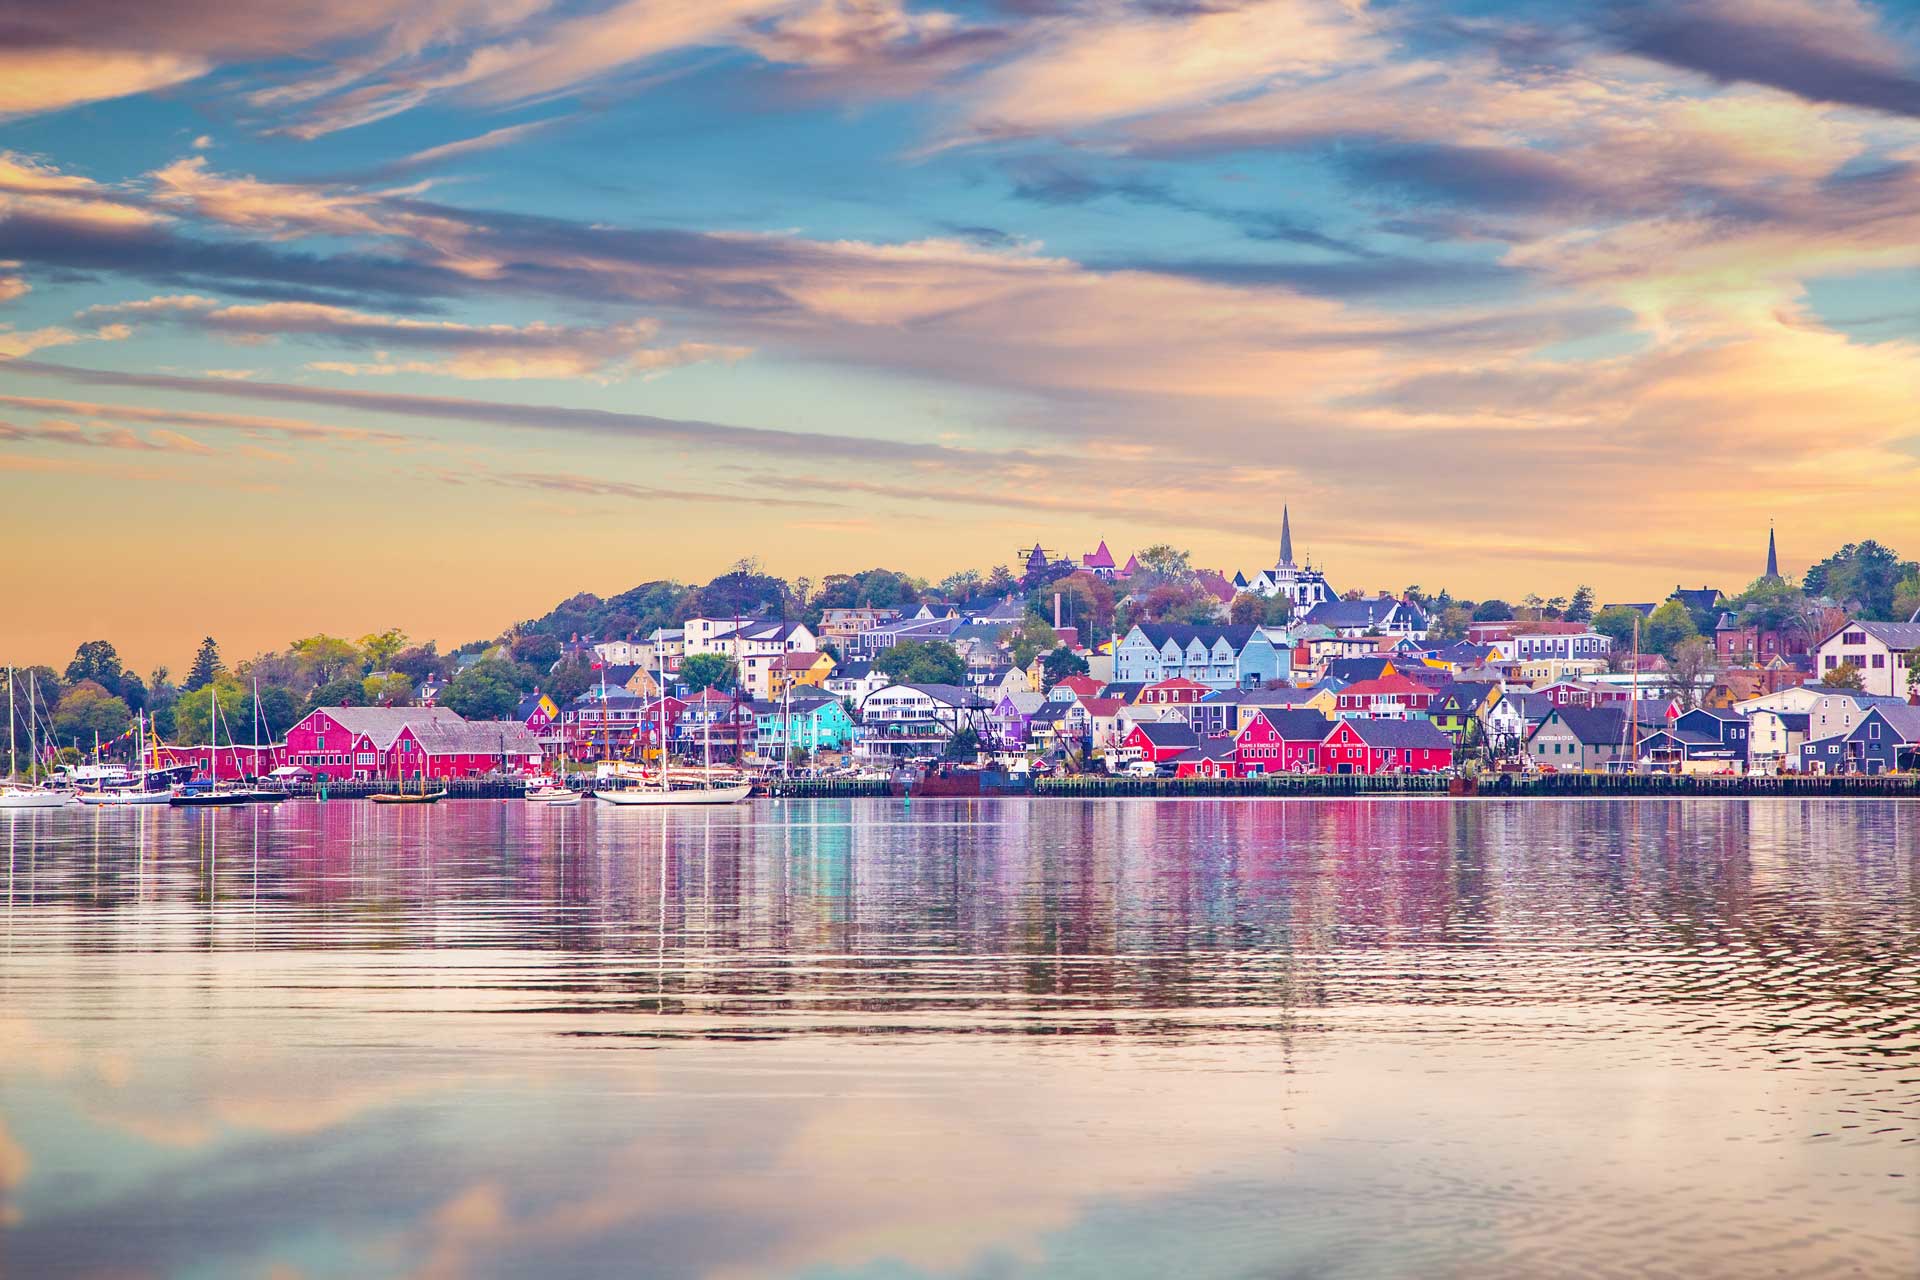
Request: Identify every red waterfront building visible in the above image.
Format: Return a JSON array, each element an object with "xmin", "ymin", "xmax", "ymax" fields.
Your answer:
[
  {"xmin": 1316, "ymin": 719, "xmax": 1454, "ymax": 774},
  {"xmin": 283, "ymin": 707, "xmax": 542, "ymax": 781},
  {"xmin": 1233, "ymin": 709, "xmax": 1332, "ymax": 775}
]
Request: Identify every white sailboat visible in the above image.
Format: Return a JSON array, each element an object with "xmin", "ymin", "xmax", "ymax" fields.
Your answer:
[
  {"xmin": 1, "ymin": 668, "xmax": 71, "ymax": 809},
  {"xmin": 526, "ymin": 718, "xmax": 581, "ymax": 805},
  {"xmin": 76, "ymin": 710, "xmax": 175, "ymax": 805},
  {"xmin": 596, "ymin": 637, "xmax": 750, "ymax": 806}
]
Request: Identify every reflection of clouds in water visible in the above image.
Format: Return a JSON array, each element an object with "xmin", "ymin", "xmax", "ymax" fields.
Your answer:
[{"xmin": 1, "ymin": 800, "xmax": 1914, "ymax": 1277}]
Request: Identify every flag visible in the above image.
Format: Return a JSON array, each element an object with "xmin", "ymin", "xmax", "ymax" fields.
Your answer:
[
  {"xmin": 591, "ymin": 661, "xmax": 604, "ymax": 670},
  {"xmin": 1665, "ymin": 699, "xmax": 1681, "ymax": 720}
]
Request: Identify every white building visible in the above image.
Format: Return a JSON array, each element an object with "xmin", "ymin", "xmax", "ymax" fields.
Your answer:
[
  {"xmin": 1813, "ymin": 620, "xmax": 1920, "ymax": 700},
  {"xmin": 856, "ymin": 683, "xmax": 989, "ymax": 763},
  {"xmin": 683, "ymin": 618, "xmax": 820, "ymax": 698},
  {"xmin": 1236, "ymin": 506, "xmax": 1335, "ymax": 614}
]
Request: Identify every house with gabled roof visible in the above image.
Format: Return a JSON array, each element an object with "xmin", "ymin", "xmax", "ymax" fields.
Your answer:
[
  {"xmin": 1234, "ymin": 709, "xmax": 1332, "ymax": 775},
  {"xmin": 1169, "ymin": 735, "xmax": 1240, "ymax": 779},
  {"xmin": 1813, "ymin": 619, "xmax": 1920, "ymax": 700},
  {"xmin": 1120, "ymin": 720, "xmax": 1200, "ymax": 766},
  {"xmin": 1333, "ymin": 673, "xmax": 1435, "ymax": 720},
  {"xmin": 1300, "ymin": 596, "xmax": 1430, "ymax": 640},
  {"xmin": 1526, "ymin": 706, "xmax": 1632, "ymax": 772},
  {"xmin": 1112, "ymin": 624, "xmax": 1289, "ymax": 689},
  {"xmin": 1316, "ymin": 718, "xmax": 1453, "ymax": 774}
]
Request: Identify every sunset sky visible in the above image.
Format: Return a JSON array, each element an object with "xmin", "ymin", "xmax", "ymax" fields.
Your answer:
[{"xmin": 4, "ymin": 0, "xmax": 1920, "ymax": 673}]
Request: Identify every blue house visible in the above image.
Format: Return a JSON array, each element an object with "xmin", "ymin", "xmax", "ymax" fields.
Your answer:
[
  {"xmin": 750, "ymin": 694, "xmax": 855, "ymax": 756},
  {"xmin": 1638, "ymin": 708, "xmax": 1751, "ymax": 773},
  {"xmin": 1803, "ymin": 704, "xmax": 1920, "ymax": 774},
  {"xmin": 1112, "ymin": 624, "xmax": 1289, "ymax": 689}
]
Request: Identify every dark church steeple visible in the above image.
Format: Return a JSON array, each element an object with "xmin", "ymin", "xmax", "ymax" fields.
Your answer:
[
  {"xmin": 1766, "ymin": 525, "xmax": 1779, "ymax": 579},
  {"xmin": 1279, "ymin": 506, "xmax": 1294, "ymax": 568}
]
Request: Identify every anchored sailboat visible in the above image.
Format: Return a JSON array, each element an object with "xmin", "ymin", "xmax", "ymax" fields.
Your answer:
[
  {"xmin": 596, "ymin": 636, "xmax": 749, "ymax": 805},
  {"xmin": 1, "ymin": 668, "xmax": 70, "ymax": 809}
]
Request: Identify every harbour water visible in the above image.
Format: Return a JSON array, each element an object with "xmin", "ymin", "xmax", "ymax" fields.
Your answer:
[{"xmin": 1, "ymin": 798, "xmax": 1915, "ymax": 1278}]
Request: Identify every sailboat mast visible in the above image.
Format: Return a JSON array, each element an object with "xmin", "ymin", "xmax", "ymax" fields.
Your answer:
[
  {"xmin": 28, "ymin": 671, "xmax": 38, "ymax": 783},
  {"xmin": 654, "ymin": 632, "xmax": 667, "ymax": 792},
  {"xmin": 6, "ymin": 665, "xmax": 14, "ymax": 783}
]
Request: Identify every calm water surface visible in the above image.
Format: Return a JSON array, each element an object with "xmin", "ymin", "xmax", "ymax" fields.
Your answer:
[{"xmin": 1, "ymin": 798, "xmax": 1915, "ymax": 1279}]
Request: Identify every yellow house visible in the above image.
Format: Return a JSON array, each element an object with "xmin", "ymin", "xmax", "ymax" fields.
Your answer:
[{"xmin": 769, "ymin": 650, "xmax": 835, "ymax": 696}]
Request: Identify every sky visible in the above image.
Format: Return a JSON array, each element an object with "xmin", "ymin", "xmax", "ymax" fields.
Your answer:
[{"xmin": 3, "ymin": 0, "xmax": 1920, "ymax": 674}]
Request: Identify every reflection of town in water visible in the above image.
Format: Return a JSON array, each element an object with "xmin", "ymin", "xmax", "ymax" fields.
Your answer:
[{"xmin": 2, "ymin": 799, "xmax": 1916, "ymax": 1278}]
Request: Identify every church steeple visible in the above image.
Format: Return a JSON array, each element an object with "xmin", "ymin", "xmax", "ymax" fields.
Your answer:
[
  {"xmin": 1279, "ymin": 506, "xmax": 1294, "ymax": 568},
  {"xmin": 1766, "ymin": 525, "xmax": 1779, "ymax": 579}
]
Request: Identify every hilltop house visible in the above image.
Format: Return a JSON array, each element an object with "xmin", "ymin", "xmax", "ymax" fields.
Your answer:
[
  {"xmin": 1813, "ymin": 620, "xmax": 1920, "ymax": 700},
  {"xmin": 1112, "ymin": 624, "xmax": 1290, "ymax": 689}
]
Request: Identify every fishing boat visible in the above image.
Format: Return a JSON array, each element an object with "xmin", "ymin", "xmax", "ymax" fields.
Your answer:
[
  {"xmin": 594, "ymin": 634, "xmax": 750, "ymax": 807},
  {"xmin": 1, "ymin": 667, "xmax": 71, "ymax": 809}
]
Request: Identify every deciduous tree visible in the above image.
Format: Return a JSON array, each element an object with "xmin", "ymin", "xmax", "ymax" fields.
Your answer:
[{"xmin": 679, "ymin": 653, "xmax": 738, "ymax": 693}]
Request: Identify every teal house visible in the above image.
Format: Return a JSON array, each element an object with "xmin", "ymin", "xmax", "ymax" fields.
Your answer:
[{"xmin": 751, "ymin": 695, "xmax": 856, "ymax": 756}]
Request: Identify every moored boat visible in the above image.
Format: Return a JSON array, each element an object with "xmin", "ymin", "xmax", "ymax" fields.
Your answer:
[
  {"xmin": 77, "ymin": 787, "xmax": 173, "ymax": 806},
  {"xmin": 368, "ymin": 789, "xmax": 445, "ymax": 805},
  {"xmin": 171, "ymin": 789, "xmax": 249, "ymax": 808},
  {"xmin": 525, "ymin": 781, "xmax": 581, "ymax": 805},
  {"xmin": 595, "ymin": 781, "xmax": 752, "ymax": 806}
]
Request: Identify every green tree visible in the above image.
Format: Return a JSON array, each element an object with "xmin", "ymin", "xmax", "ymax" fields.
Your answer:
[
  {"xmin": 171, "ymin": 673, "xmax": 251, "ymax": 746},
  {"xmin": 362, "ymin": 672, "xmax": 414, "ymax": 706},
  {"xmin": 1565, "ymin": 585, "xmax": 1595, "ymax": 622},
  {"xmin": 986, "ymin": 565, "xmax": 1017, "ymax": 594},
  {"xmin": 65, "ymin": 640, "xmax": 124, "ymax": 689},
  {"xmin": 1591, "ymin": 605, "xmax": 1643, "ymax": 651},
  {"xmin": 305, "ymin": 676, "xmax": 369, "ymax": 717},
  {"xmin": 1644, "ymin": 600, "xmax": 1700, "ymax": 658},
  {"xmin": 391, "ymin": 643, "xmax": 440, "ymax": 684},
  {"xmin": 52, "ymin": 681, "xmax": 133, "ymax": 749},
  {"xmin": 253, "ymin": 684, "xmax": 301, "ymax": 741},
  {"xmin": 679, "ymin": 653, "xmax": 739, "ymax": 694},
  {"xmin": 1728, "ymin": 575, "xmax": 1807, "ymax": 634},
  {"xmin": 1127, "ymin": 544, "xmax": 1193, "ymax": 586},
  {"xmin": 1007, "ymin": 613, "xmax": 1058, "ymax": 669},
  {"xmin": 1230, "ymin": 592, "xmax": 1264, "ymax": 626},
  {"xmin": 184, "ymin": 636, "xmax": 223, "ymax": 693},
  {"xmin": 1430, "ymin": 605, "xmax": 1473, "ymax": 642},
  {"xmin": 546, "ymin": 657, "xmax": 593, "ymax": 703},
  {"xmin": 874, "ymin": 641, "xmax": 966, "ymax": 686},
  {"xmin": 291, "ymin": 634, "xmax": 365, "ymax": 686},
  {"xmin": 509, "ymin": 632, "xmax": 563, "ymax": 667},
  {"xmin": 1893, "ymin": 571, "xmax": 1920, "ymax": 624},
  {"xmin": 358, "ymin": 628, "xmax": 409, "ymax": 671},
  {"xmin": 439, "ymin": 664, "xmax": 522, "ymax": 719},
  {"xmin": 693, "ymin": 559, "xmax": 792, "ymax": 618},
  {"xmin": 1821, "ymin": 660, "xmax": 1864, "ymax": 690},
  {"xmin": 1042, "ymin": 647, "xmax": 1090, "ymax": 690},
  {"xmin": 1472, "ymin": 599, "xmax": 1513, "ymax": 622},
  {"xmin": 1804, "ymin": 541, "xmax": 1917, "ymax": 619},
  {"xmin": 943, "ymin": 726, "xmax": 981, "ymax": 760}
]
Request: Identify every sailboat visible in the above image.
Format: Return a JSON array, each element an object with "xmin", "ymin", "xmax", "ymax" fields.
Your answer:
[
  {"xmin": 172, "ymin": 681, "xmax": 248, "ymax": 807},
  {"xmin": 77, "ymin": 710, "xmax": 177, "ymax": 805},
  {"xmin": 368, "ymin": 732, "xmax": 446, "ymax": 804},
  {"xmin": 242, "ymin": 679, "xmax": 289, "ymax": 803},
  {"xmin": 525, "ymin": 708, "xmax": 581, "ymax": 805},
  {"xmin": 1, "ymin": 668, "xmax": 71, "ymax": 809},
  {"xmin": 596, "ymin": 640, "xmax": 750, "ymax": 806}
]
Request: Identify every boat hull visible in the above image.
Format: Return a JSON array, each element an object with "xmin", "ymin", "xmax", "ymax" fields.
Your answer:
[
  {"xmin": 594, "ymin": 783, "xmax": 752, "ymax": 806},
  {"xmin": 76, "ymin": 790, "xmax": 173, "ymax": 806},
  {"xmin": 171, "ymin": 792, "xmax": 249, "ymax": 808},
  {"xmin": 0, "ymin": 790, "xmax": 71, "ymax": 809},
  {"xmin": 368, "ymin": 792, "xmax": 446, "ymax": 805},
  {"xmin": 525, "ymin": 789, "xmax": 582, "ymax": 806}
]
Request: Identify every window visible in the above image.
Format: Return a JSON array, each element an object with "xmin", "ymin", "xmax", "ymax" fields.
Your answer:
[
  {"xmin": 1844, "ymin": 631, "xmax": 1865, "ymax": 645},
  {"xmin": 1870, "ymin": 723, "xmax": 1881, "ymax": 740},
  {"xmin": 1872, "ymin": 654, "xmax": 1886, "ymax": 668}
]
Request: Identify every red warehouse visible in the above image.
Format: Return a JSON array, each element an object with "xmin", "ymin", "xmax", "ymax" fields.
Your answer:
[{"xmin": 1316, "ymin": 718, "xmax": 1455, "ymax": 774}]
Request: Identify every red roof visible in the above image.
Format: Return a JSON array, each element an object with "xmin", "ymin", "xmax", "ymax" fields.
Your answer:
[
  {"xmin": 1146, "ymin": 676, "xmax": 1210, "ymax": 692},
  {"xmin": 1078, "ymin": 696, "xmax": 1126, "ymax": 716},
  {"xmin": 1053, "ymin": 675, "xmax": 1104, "ymax": 696},
  {"xmin": 1082, "ymin": 539, "xmax": 1116, "ymax": 569}
]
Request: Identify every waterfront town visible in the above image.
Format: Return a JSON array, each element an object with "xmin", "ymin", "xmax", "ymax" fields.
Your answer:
[{"xmin": 8, "ymin": 515, "xmax": 1919, "ymax": 792}]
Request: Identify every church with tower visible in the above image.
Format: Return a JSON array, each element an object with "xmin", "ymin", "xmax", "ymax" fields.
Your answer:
[{"xmin": 1234, "ymin": 507, "xmax": 1336, "ymax": 612}]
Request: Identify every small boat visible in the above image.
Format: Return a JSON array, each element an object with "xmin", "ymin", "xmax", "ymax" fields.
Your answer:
[
  {"xmin": 369, "ymin": 789, "xmax": 445, "ymax": 805},
  {"xmin": 171, "ymin": 788, "xmax": 249, "ymax": 808},
  {"xmin": 242, "ymin": 788, "xmax": 291, "ymax": 804},
  {"xmin": 525, "ymin": 781, "xmax": 581, "ymax": 806},
  {"xmin": 77, "ymin": 787, "xmax": 173, "ymax": 806},
  {"xmin": 595, "ymin": 781, "xmax": 752, "ymax": 806},
  {"xmin": 0, "ymin": 786, "xmax": 71, "ymax": 809}
]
